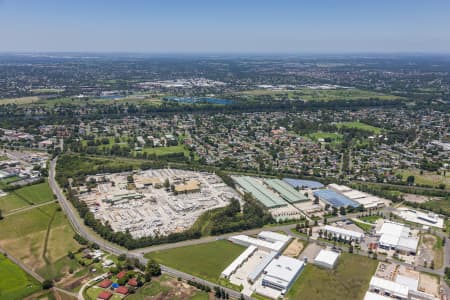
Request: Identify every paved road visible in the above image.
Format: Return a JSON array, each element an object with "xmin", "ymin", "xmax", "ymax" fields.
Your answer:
[
  {"xmin": 0, "ymin": 246, "xmax": 45, "ymax": 283},
  {"xmin": 48, "ymin": 156, "xmax": 449, "ymax": 299}
]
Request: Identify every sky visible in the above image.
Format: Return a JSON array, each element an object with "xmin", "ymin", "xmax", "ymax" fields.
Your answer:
[{"xmin": 1, "ymin": 0, "xmax": 450, "ymax": 54}]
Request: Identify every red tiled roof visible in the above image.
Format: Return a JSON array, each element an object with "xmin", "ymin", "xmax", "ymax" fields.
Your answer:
[
  {"xmin": 97, "ymin": 279, "xmax": 113, "ymax": 288},
  {"xmin": 116, "ymin": 286, "xmax": 129, "ymax": 295},
  {"xmin": 98, "ymin": 291, "xmax": 113, "ymax": 300},
  {"xmin": 117, "ymin": 271, "xmax": 126, "ymax": 279},
  {"xmin": 128, "ymin": 278, "xmax": 138, "ymax": 287}
]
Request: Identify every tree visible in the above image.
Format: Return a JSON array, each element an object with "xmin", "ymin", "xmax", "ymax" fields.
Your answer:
[
  {"xmin": 42, "ymin": 280, "xmax": 53, "ymax": 289},
  {"xmin": 0, "ymin": 208, "xmax": 3, "ymax": 220},
  {"xmin": 339, "ymin": 206, "xmax": 346, "ymax": 215},
  {"xmin": 118, "ymin": 253, "xmax": 127, "ymax": 261},
  {"xmin": 406, "ymin": 175, "xmax": 415, "ymax": 186},
  {"xmin": 146, "ymin": 259, "xmax": 161, "ymax": 276}
]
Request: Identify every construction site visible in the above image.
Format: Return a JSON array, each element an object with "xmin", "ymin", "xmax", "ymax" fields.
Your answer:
[{"xmin": 77, "ymin": 169, "xmax": 239, "ymax": 238}]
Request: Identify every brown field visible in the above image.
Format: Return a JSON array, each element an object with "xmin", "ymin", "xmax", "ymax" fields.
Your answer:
[
  {"xmin": 0, "ymin": 96, "xmax": 40, "ymax": 105},
  {"xmin": 283, "ymin": 239, "xmax": 305, "ymax": 258}
]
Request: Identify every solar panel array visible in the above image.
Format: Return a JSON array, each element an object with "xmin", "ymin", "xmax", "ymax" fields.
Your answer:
[{"xmin": 283, "ymin": 178, "xmax": 324, "ymax": 189}]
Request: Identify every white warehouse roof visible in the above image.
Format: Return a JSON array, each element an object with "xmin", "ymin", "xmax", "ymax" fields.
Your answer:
[
  {"xmin": 313, "ymin": 249, "xmax": 339, "ymax": 269},
  {"xmin": 369, "ymin": 276, "xmax": 409, "ymax": 299},
  {"xmin": 328, "ymin": 183, "xmax": 352, "ymax": 193},
  {"xmin": 377, "ymin": 221, "xmax": 418, "ymax": 253},
  {"xmin": 229, "ymin": 235, "xmax": 286, "ymax": 253},
  {"xmin": 221, "ymin": 245, "xmax": 257, "ymax": 278},
  {"xmin": 263, "ymin": 256, "xmax": 304, "ymax": 290},
  {"xmin": 323, "ymin": 225, "xmax": 364, "ymax": 240},
  {"xmin": 258, "ymin": 231, "xmax": 291, "ymax": 244}
]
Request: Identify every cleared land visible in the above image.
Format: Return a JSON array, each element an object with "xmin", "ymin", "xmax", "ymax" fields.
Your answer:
[
  {"xmin": 286, "ymin": 253, "xmax": 378, "ymax": 300},
  {"xmin": 336, "ymin": 122, "xmax": 383, "ymax": 134},
  {"xmin": 0, "ymin": 96, "xmax": 40, "ymax": 105},
  {"xmin": 0, "ymin": 181, "xmax": 54, "ymax": 213},
  {"xmin": 421, "ymin": 234, "xmax": 444, "ymax": 269},
  {"xmin": 0, "ymin": 203, "xmax": 80, "ymax": 280},
  {"xmin": 396, "ymin": 169, "xmax": 450, "ymax": 188},
  {"xmin": 0, "ymin": 253, "xmax": 41, "ymax": 300},
  {"xmin": 145, "ymin": 240, "xmax": 245, "ymax": 283}
]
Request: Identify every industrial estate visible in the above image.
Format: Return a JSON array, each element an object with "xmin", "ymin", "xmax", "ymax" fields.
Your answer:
[{"xmin": 1, "ymin": 52, "xmax": 450, "ymax": 300}]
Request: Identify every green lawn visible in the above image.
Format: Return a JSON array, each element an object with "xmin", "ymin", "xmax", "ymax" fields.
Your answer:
[
  {"xmin": 0, "ymin": 181, "xmax": 54, "ymax": 213},
  {"xmin": 286, "ymin": 253, "xmax": 378, "ymax": 300},
  {"xmin": 0, "ymin": 254, "xmax": 41, "ymax": 300},
  {"xmin": 353, "ymin": 220, "xmax": 373, "ymax": 233},
  {"xmin": 137, "ymin": 144, "xmax": 189, "ymax": 157},
  {"xmin": 145, "ymin": 240, "xmax": 245, "ymax": 283},
  {"xmin": 238, "ymin": 88, "xmax": 401, "ymax": 102},
  {"xmin": 337, "ymin": 122, "xmax": 382, "ymax": 134},
  {"xmin": 308, "ymin": 132, "xmax": 343, "ymax": 142},
  {"xmin": 359, "ymin": 215, "xmax": 382, "ymax": 224}
]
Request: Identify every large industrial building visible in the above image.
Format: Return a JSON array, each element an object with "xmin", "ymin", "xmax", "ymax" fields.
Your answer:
[
  {"xmin": 222, "ymin": 231, "xmax": 303, "ymax": 299},
  {"xmin": 376, "ymin": 221, "xmax": 419, "ymax": 254},
  {"xmin": 264, "ymin": 179, "xmax": 308, "ymax": 203},
  {"xmin": 233, "ymin": 176, "xmax": 288, "ymax": 208},
  {"xmin": 313, "ymin": 189, "xmax": 360, "ymax": 208},
  {"xmin": 328, "ymin": 184, "xmax": 385, "ymax": 209},
  {"xmin": 261, "ymin": 256, "xmax": 304, "ymax": 293},
  {"xmin": 364, "ymin": 262, "xmax": 439, "ymax": 300},
  {"xmin": 322, "ymin": 225, "xmax": 365, "ymax": 242},
  {"xmin": 283, "ymin": 178, "xmax": 324, "ymax": 190}
]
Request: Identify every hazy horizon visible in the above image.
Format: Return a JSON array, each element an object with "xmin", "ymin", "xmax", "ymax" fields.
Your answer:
[{"xmin": 1, "ymin": 0, "xmax": 450, "ymax": 54}]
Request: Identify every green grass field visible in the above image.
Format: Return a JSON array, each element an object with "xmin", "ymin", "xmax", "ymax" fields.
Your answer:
[
  {"xmin": 359, "ymin": 215, "xmax": 382, "ymax": 224},
  {"xmin": 0, "ymin": 181, "xmax": 54, "ymax": 213},
  {"xmin": 337, "ymin": 122, "xmax": 383, "ymax": 134},
  {"xmin": 0, "ymin": 254, "xmax": 41, "ymax": 300},
  {"xmin": 286, "ymin": 253, "xmax": 378, "ymax": 300},
  {"xmin": 308, "ymin": 132, "xmax": 343, "ymax": 142},
  {"xmin": 136, "ymin": 144, "xmax": 190, "ymax": 157},
  {"xmin": 0, "ymin": 203, "xmax": 80, "ymax": 280},
  {"xmin": 145, "ymin": 240, "xmax": 245, "ymax": 283},
  {"xmin": 353, "ymin": 220, "xmax": 373, "ymax": 233},
  {"xmin": 238, "ymin": 88, "xmax": 401, "ymax": 102}
]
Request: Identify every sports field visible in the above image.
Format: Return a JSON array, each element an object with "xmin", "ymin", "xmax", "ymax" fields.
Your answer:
[
  {"xmin": 145, "ymin": 240, "xmax": 245, "ymax": 282},
  {"xmin": 286, "ymin": 253, "xmax": 378, "ymax": 300},
  {"xmin": 337, "ymin": 121, "xmax": 383, "ymax": 134},
  {"xmin": 0, "ymin": 254, "xmax": 41, "ymax": 299},
  {"xmin": 0, "ymin": 202, "xmax": 80, "ymax": 280},
  {"xmin": 0, "ymin": 181, "xmax": 54, "ymax": 213}
]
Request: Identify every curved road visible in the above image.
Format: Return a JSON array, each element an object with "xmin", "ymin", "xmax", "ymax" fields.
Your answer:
[{"xmin": 49, "ymin": 157, "xmax": 449, "ymax": 299}]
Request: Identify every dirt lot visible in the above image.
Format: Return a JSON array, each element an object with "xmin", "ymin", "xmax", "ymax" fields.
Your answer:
[
  {"xmin": 419, "ymin": 272, "xmax": 440, "ymax": 297},
  {"xmin": 417, "ymin": 234, "xmax": 444, "ymax": 269},
  {"xmin": 283, "ymin": 239, "xmax": 305, "ymax": 258},
  {"xmin": 299, "ymin": 243, "xmax": 322, "ymax": 262},
  {"xmin": 403, "ymin": 194, "xmax": 442, "ymax": 203}
]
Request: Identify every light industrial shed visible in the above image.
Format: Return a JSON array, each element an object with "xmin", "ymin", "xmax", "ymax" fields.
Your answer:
[{"xmin": 313, "ymin": 249, "xmax": 340, "ymax": 269}]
